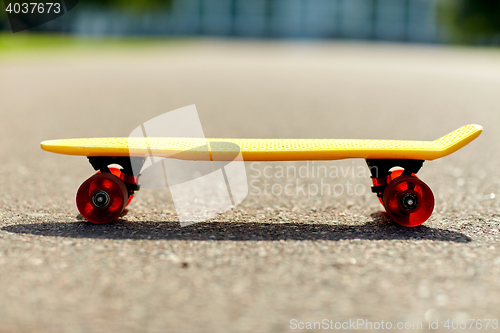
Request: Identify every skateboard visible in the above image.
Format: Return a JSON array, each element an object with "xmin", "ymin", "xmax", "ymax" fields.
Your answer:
[{"xmin": 41, "ymin": 124, "xmax": 482, "ymax": 227}]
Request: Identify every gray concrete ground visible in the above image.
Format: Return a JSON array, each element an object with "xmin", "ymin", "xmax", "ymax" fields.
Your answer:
[{"xmin": 1, "ymin": 40, "xmax": 500, "ymax": 332}]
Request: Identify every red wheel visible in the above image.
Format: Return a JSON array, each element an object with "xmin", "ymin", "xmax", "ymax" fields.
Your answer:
[
  {"xmin": 382, "ymin": 175, "xmax": 434, "ymax": 227},
  {"xmin": 97, "ymin": 167, "xmax": 134, "ymax": 207},
  {"xmin": 76, "ymin": 173, "xmax": 128, "ymax": 224},
  {"xmin": 126, "ymin": 194, "xmax": 134, "ymax": 207}
]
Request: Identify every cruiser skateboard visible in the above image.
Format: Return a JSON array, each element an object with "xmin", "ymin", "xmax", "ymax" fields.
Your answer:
[{"xmin": 41, "ymin": 124, "xmax": 482, "ymax": 227}]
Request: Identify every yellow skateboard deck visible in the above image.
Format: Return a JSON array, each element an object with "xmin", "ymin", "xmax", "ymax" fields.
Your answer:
[{"xmin": 41, "ymin": 124, "xmax": 482, "ymax": 161}]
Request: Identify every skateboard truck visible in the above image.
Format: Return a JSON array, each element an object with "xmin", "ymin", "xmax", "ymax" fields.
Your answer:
[
  {"xmin": 88, "ymin": 156, "xmax": 145, "ymax": 192},
  {"xmin": 367, "ymin": 159, "xmax": 424, "ymax": 195}
]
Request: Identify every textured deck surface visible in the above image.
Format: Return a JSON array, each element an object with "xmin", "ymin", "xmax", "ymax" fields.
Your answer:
[{"xmin": 41, "ymin": 124, "xmax": 481, "ymax": 161}]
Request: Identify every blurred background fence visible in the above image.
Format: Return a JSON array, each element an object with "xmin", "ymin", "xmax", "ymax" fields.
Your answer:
[{"xmin": 1, "ymin": 0, "xmax": 500, "ymax": 44}]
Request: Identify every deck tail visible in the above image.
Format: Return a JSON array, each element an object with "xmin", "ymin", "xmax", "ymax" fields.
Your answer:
[{"xmin": 432, "ymin": 124, "xmax": 482, "ymax": 158}]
